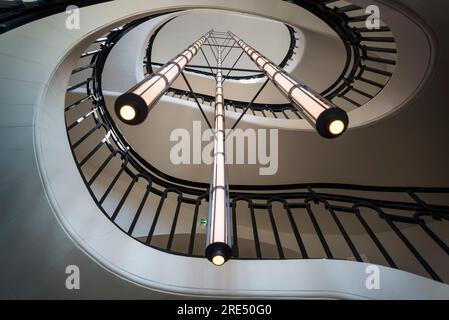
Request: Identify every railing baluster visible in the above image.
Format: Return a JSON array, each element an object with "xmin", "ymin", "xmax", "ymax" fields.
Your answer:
[
  {"xmin": 81, "ymin": 49, "xmax": 101, "ymax": 58},
  {"xmin": 88, "ymin": 153, "xmax": 114, "ymax": 186},
  {"xmin": 364, "ymin": 66, "xmax": 393, "ymax": 77},
  {"xmin": 231, "ymin": 202, "xmax": 239, "ymax": 257},
  {"xmin": 347, "ymin": 15, "xmax": 371, "ymax": 23},
  {"xmin": 291, "ymin": 108, "xmax": 301, "ymax": 119},
  {"xmin": 365, "ymin": 56, "xmax": 396, "ymax": 65},
  {"xmin": 67, "ymin": 108, "xmax": 97, "ymax": 131},
  {"xmin": 355, "ymin": 26, "xmax": 391, "ymax": 33},
  {"xmin": 249, "ymin": 202, "xmax": 262, "ymax": 259},
  {"xmin": 336, "ymin": 4, "xmax": 360, "ymax": 13},
  {"xmin": 418, "ymin": 220, "xmax": 449, "ymax": 255},
  {"xmin": 358, "ymin": 77, "xmax": 384, "ymax": 88},
  {"xmin": 340, "ymin": 95, "xmax": 362, "ymax": 107},
  {"xmin": 267, "ymin": 203, "xmax": 285, "ymax": 259},
  {"xmin": 128, "ymin": 185, "xmax": 151, "ymax": 235},
  {"xmin": 407, "ymin": 191, "xmax": 449, "ymax": 254},
  {"xmin": 355, "ymin": 209, "xmax": 397, "ymax": 268},
  {"xmin": 188, "ymin": 200, "xmax": 201, "ymax": 255},
  {"xmin": 350, "ymin": 87, "xmax": 374, "ymax": 99},
  {"xmin": 361, "ymin": 36, "xmax": 395, "ymax": 43},
  {"xmin": 71, "ymin": 64, "xmax": 94, "ymax": 74},
  {"xmin": 79, "ymin": 141, "xmax": 104, "ymax": 167},
  {"xmin": 329, "ymin": 207, "xmax": 363, "ymax": 262},
  {"xmin": 284, "ymin": 203, "xmax": 308, "ymax": 259},
  {"xmin": 99, "ymin": 166, "xmax": 124, "ymax": 205},
  {"xmin": 111, "ymin": 178, "xmax": 136, "ymax": 221},
  {"xmin": 146, "ymin": 193, "xmax": 167, "ymax": 245},
  {"xmin": 385, "ymin": 216, "xmax": 442, "ymax": 282},
  {"xmin": 67, "ymin": 78, "xmax": 91, "ymax": 92},
  {"xmin": 167, "ymin": 197, "xmax": 182, "ymax": 251},
  {"xmin": 65, "ymin": 95, "xmax": 92, "ymax": 112},
  {"xmin": 364, "ymin": 46, "xmax": 397, "ymax": 54},
  {"xmin": 71, "ymin": 123, "xmax": 100, "ymax": 149},
  {"xmin": 305, "ymin": 201, "xmax": 333, "ymax": 259}
]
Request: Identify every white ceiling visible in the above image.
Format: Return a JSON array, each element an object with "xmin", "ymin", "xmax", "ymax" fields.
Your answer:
[
  {"xmin": 101, "ymin": 9, "xmax": 347, "ymax": 104},
  {"xmin": 151, "ymin": 11, "xmax": 291, "ymax": 76}
]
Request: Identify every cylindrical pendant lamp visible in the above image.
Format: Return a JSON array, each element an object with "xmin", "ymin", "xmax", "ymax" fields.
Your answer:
[
  {"xmin": 205, "ymin": 49, "xmax": 232, "ymax": 266},
  {"xmin": 115, "ymin": 32, "xmax": 211, "ymax": 125},
  {"xmin": 229, "ymin": 32, "xmax": 349, "ymax": 138}
]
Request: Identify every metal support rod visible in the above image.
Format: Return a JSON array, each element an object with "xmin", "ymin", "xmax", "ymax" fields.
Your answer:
[
  {"xmin": 180, "ymin": 71, "xmax": 213, "ymax": 129},
  {"xmin": 205, "ymin": 37, "xmax": 218, "ymax": 60},
  {"xmin": 227, "ymin": 78, "xmax": 270, "ymax": 133},
  {"xmin": 223, "ymin": 51, "xmax": 245, "ymax": 81},
  {"xmin": 203, "ymin": 44, "xmax": 240, "ymax": 49},
  {"xmin": 199, "ymin": 47, "xmax": 216, "ymax": 76},
  {"xmin": 151, "ymin": 62, "xmax": 261, "ymax": 74},
  {"xmin": 185, "ymin": 64, "xmax": 261, "ymax": 73},
  {"xmin": 222, "ymin": 39, "xmax": 237, "ymax": 63},
  {"xmin": 209, "ymin": 37, "xmax": 231, "ymax": 40}
]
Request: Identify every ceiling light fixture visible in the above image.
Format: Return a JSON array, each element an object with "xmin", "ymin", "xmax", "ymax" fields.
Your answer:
[{"xmin": 114, "ymin": 31, "xmax": 211, "ymax": 125}]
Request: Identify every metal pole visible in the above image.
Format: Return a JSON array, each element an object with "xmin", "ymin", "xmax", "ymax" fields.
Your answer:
[{"xmin": 205, "ymin": 47, "xmax": 232, "ymax": 266}]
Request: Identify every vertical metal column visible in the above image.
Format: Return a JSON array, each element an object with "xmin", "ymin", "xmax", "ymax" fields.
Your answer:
[{"xmin": 205, "ymin": 46, "xmax": 233, "ymax": 266}]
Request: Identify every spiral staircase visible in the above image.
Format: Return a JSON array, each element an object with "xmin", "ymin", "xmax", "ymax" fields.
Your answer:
[{"xmin": 1, "ymin": 0, "xmax": 448, "ymax": 299}]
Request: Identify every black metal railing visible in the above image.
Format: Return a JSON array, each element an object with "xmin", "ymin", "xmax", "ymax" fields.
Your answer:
[
  {"xmin": 64, "ymin": 12, "xmax": 448, "ymax": 284},
  {"xmin": 286, "ymin": 0, "xmax": 397, "ymax": 107}
]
